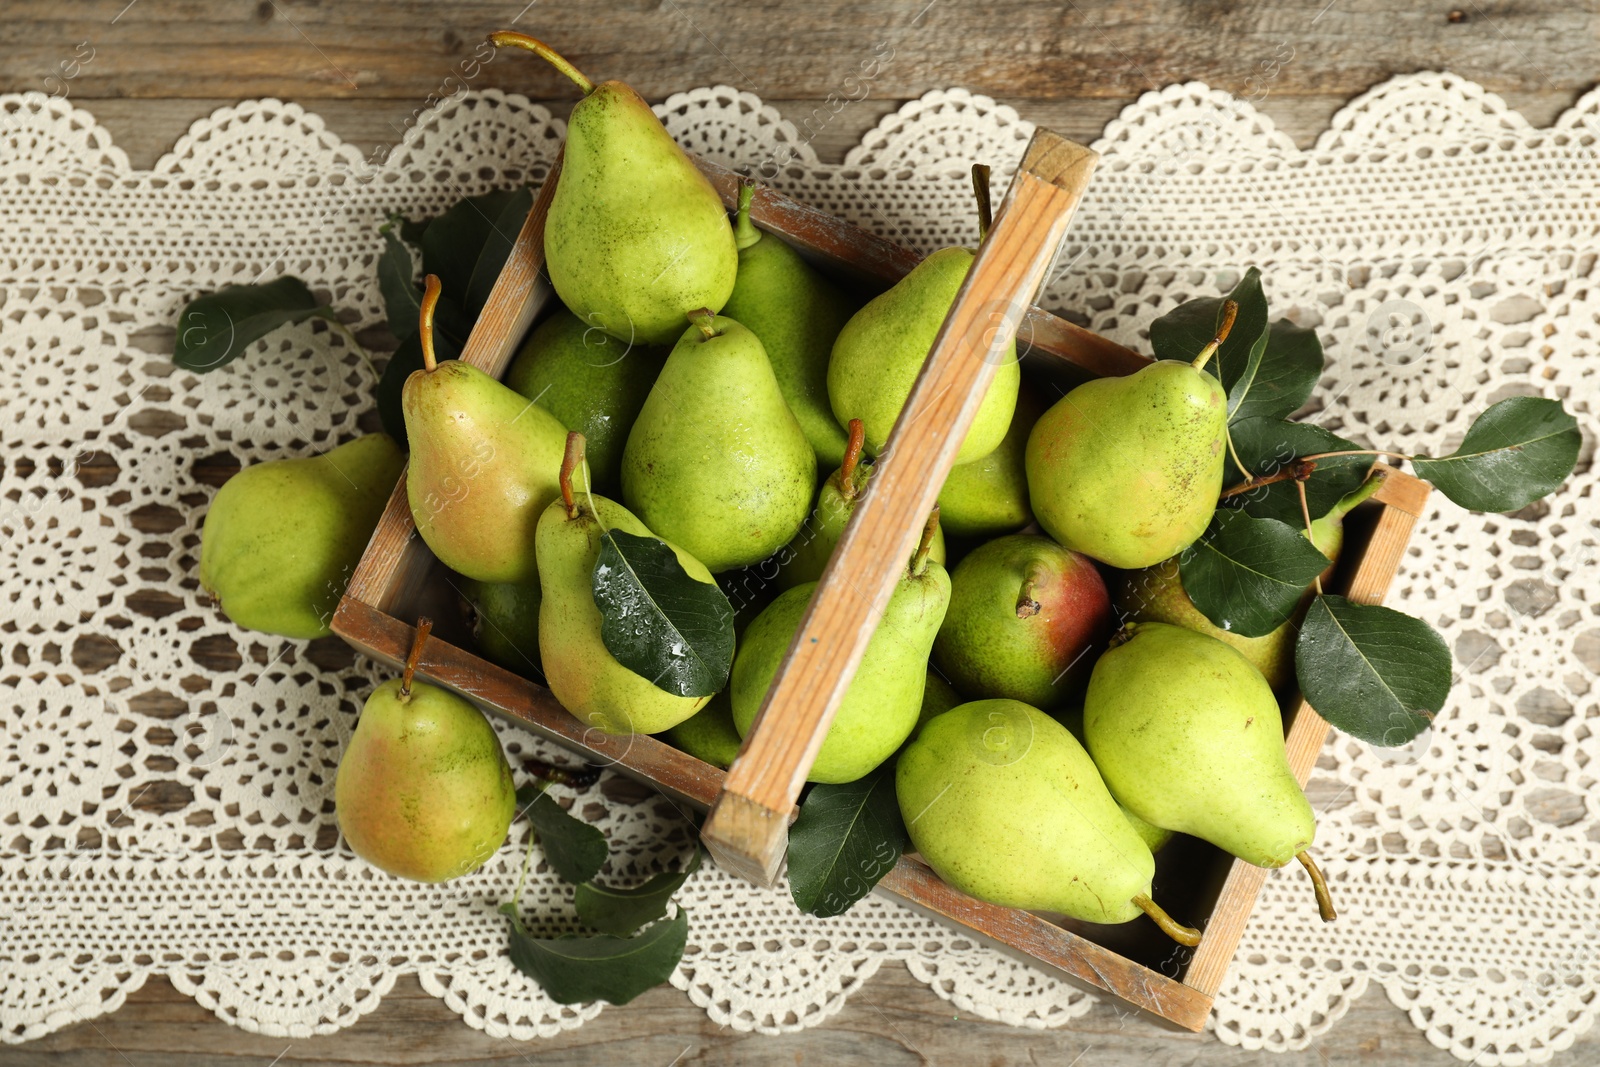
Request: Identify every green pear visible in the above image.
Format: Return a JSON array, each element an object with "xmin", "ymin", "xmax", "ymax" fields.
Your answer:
[
  {"xmin": 664, "ymin": 689, "xmax": 742, "ymax": 768},
  {"xmin": 1117, "ymin": 476, "xmax": 1380, "ymax": 688},
  {"xmin": 1083, "ymin": 622, "xmax": 1333, "ymax": 919},
  {"xmin": 492, "ymin": 33, "xmax": 736, "ymax": 345},
  {"xmin": 404, "ymin": 276, "xmax": 573, "ymax": 584},
  {"xmin": 336, "ymin": 635, "xmax": 516, "ymax": 883},
  {"xmin": 828, "ymin": 245, "xmax": 1019, "ymax": 465},
  {"xmin": 720, "ymin": 182, "xmax": 858, "ymax": 467},
  {"xmin": 933, "ymin": 535, "xmax": 1113, "ymax": 709},
  {"xmin": 912, "ymin": 669, "xmax": 965, "ymax": 737},
  {"xmin": 459, "ymin": 576, "xmax": 542, "ymax": 678},
  {"xmin": 1026, "ymin": 357, "xmax": 1227, "ymax": 570},
  {"xmin": 199, "ymin": 433, "xmax": 404, "ymax": 639},
  {"xmin": 504, "ymin": 308, "xmax": 667, "ymax": 490},
  {"xmin": 538, "ymin": 436, "xmax": 716, "ymax": 735},
  {"xmin": 896, "ymin": 699, "xmax": 1198, "ymax": 942},
  {"xmin": 776, "ymin": 419, "xmax": 944, "ymax": 589},
  {"xmin": 1054, "ymin": 704, "xmax": 1173, "ymax": 854},
  {"xmin": 622, "ymin": 311, "xmax": 815, "ymax": 572},
  {"xmin": 731, "ymin": 516, "xmax": 950, "ymax": 784},
  {"xmin": 936, "ymin": 386, "xmax": 1042, "ymax": 540}
]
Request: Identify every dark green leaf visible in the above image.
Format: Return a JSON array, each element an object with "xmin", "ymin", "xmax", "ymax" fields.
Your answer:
[
  {"xmin": 1232, "ymin": 318, "xmax": 1324, "ymax": 422},
  {"xmin": 1149, "ymin": 268, "xmax": 1270, "ymax": 420},
  {"xmin": 421, "ymin": 187, "xmax": 530, "ymax": 318},
  {"xmin": 514, "ymin": 783, "xmax": 544, "ymax": 812},
  {"xmin": 373, "ymin": 323, "xmax": 463, "ymax": 447},
  {"xmin": 1295, "ymin": 595, "xmax": 1451, "ymax": 745},
  {"xmin": 464, "ymin": 187, "xmax": 535, "ymax": 317},
  {"xmin": 376, "ymin": 216, "xmax": 423, "ymax": 339},
  {"xmin": 592, "ymin": 529, "xmax": 735, "ymax": 698},
  {"xmin": 526, "ymin": 792, "xmax": 608, "ymax": 885},
  {"xmin": 1179, "ymin": 510, "xmax": 1332, "ymax": 638},
  {"xmin": 503, "ymin": 906, "xmax": 687, "ymax": 1005},
  {"xmin": 787, "ymin": 765, "xmax": 908, "ymax": 917},
  {"xmin": 1224, "ymin": 417, "xmax": 1372, "ymax": 525},
  {"xmin": 1411, "ymin": 397, "xmax": 1581, "ymax": 512},
  {"xmin": 172, "ymin": 276, "xmax": 335, "ymax": 372},
  {"xmin": 575, "ymin": 851, "xmax": 702, "ymax": 936}
]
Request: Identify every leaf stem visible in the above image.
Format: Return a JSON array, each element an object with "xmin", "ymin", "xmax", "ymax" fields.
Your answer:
[
  {"xmin": 1191, "ymin": 299, "xmax": 1238, "ymax": 372},
  {"xmin": 560, "ymin": 431, "xmax": 586, "ymax": 520},
  {"xmin": 488, "ymin": 31, "xmax": 596, "ymax": 95},
  {"xmin": 1299, "ymin": 448, "xmax": 1410, "ymax": 464},
  {"xmin": 1223, "ymin": 422, "xmax": 1248, "ymax": 482},
  {"xmin": 419, "ymin": 274, "xmax": 442, "ymax": 372},
  {"xmin": 1016, "ymin": 558, "xmax": 1048, "ymax": 618},
  {"xmin": 838, "ymin": 419, "xmax": 867, "ymax": 502},
  {"xmin": 971, "ymin": 163, "xmax": 994, "ymax": 241},
  {"xmin": 1219, "ymin": 458, "xmax": 1318, "ymax": 500},
  {"xmin": 733, "ymin": 178, "xmax": 760, "ymax": 251},
  {"xmin": 1297, "ymin": 850, "xmax": 1337, "ymax": 922},
  {"xmin": 910, "ymin": 506, "xmax": 941, "ymax": 576},
  {"xmin": 1133, "ymin": 893, "xmax": 1202, "ymax": 947},
  {"xmin": 399, "ymin": 616, "xmax": 433, "ymax": 701}
]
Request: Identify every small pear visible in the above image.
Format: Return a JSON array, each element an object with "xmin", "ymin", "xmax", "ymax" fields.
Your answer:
[
  {"xmin": 828, "ymin": 167, "xmax": 1019, "ymax": 465},
  {"xmin": 199, "ymin": 433, "xmax": 404, "ymax": 639},
  {"xmin": 405, "ymin": 276, "xmax": 573, "ymax": 584},
  {"xmin": 663, "ymin": 689, "xmax": 742, "ymax": 769},
  {"xmin": 937, "ymin": 386, "xmax": 1042, "ymax": 540},
  {"xmin": 1117, "ymin": 477, "xmax": 1379, "ymax": 689},
  {"xmin": 504, "ymin": 308, "xmax": 667, "ymax": 490},
  {"xmin": 777, "ymin": 419, "xmax": 944, "ymax": 589},
  {"xmin": 731, "ymin": 512, "xmax": 950, "ymax": 784},
  {"xmin": 912, "ymin": 669, "xmax": 965, "ymax": 737},
  {"xmin": 539, "ymin": 434, "xmax": 716, "ymax": 735},
  {"xmin": 622, "ymin": 311, "xmax": 815, "ymax": 572},
  {"xmin": 336, "ymin": 620, "xmax": 516, "ymax": 882},
  {"xmin": 896, "ymin": 699, "xmax": 1199, "ymax": 942},
  {"xmin": 933, "ymin": 534, "xmax": 1113, "ymax": 709},
  {"xmin": 492, "ymin": 33, "xmax": 736, "ymax": 344},
  {"xmin": 1026, "ymin": 305, "xmax": 1240, "ymax": 569},
  {"xmin": 1084, "ymin": 622, "xmax": 1334, "ymax": 920},
  {"xmin": 459, "ymin": 576, "xmax": 542, "ymax": 679},
  {"xmin": 721, "ymin": 181, "xmax": 859, "ymax": 467}
]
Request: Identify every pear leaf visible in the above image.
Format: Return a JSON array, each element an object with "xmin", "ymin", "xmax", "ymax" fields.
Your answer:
[
  {"xmin": 1179, "ymin": 509, "xmax": 1332, "ymax": 638},
  {"xmin": 1411, "ymin": 397, "xmax": 1581, "ymax": 512},
  {"xmin": 172, "ymin": 276, "xmax": 337, "ymax": 372},
  {"xmin": 1224, "ymin": 417, "xmax": 1373, "ymax": 526},
  {"xmin": 502, "ymin": 905, "xmax": 687, "ymax": 1005},
  {"xmin": 1295, "ymin": 595, "xmax": 1451, "ymax": 745},
  {"xmin": 525, "ymin": 792, "xmax": 608, "ymax": 885},
  {"xmin": 376, "ymin": 216, "xmax": 424, "ymax": 339},
  {"xmin": 421, "ymin": 187, "xmax": 531, "ymax": 318},
  {"xmin": 373, "ymin": 324, "xmax": 463, "ymax": 447},
  {"xmin": 1149, "ymin": 268, "xmax": 1270, "ymax": 420},
  {"xmin": 1231, "ymin": 318, "xmax": 1324, "ymax": 422},
  {"xmin": 575, "ymin": 851, "xmax": 702, "ymax": 937},
  {"xmin": 592, "ymin": 529, "xmax": 735, "ymax": 698},
  {"xmin": 464, "ymin": 187, "xmax": 535, "ymax": 317},
  {"xmin": 787, "ymin": 765, "xmax": 908, "ymax": 918}
]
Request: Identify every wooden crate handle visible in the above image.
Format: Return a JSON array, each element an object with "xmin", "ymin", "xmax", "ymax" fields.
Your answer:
[{"xmin": 699, "ymin": 129, "xmax": 1101, "ymax": 886}]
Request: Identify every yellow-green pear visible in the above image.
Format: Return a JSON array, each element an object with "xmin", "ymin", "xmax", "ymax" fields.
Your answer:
[
  {"xmin": 459, "ymin": 576, "xmax": 542, "ymax": 679},
  {"xmin": 1083, "ymin": 622, "xmax": 1334, "ymax": 920},
  {"xmin": 336, "ymin": 623, "xmax": 516, "ymax": 883},
  {"xmin": 492, "ymin": 33, "xmax": 736, "ymax": 345},
  {"xmin": 937, "ymin": 386, "xmax": 1042, "ymax": 540},
  {"xmin": 912, "ymin": 669, "xmax": 965, "ymax": 737},
  {"xmin": 539, "ymin": 435, "xmax": 717, "ymax": 735},
  {"xmin": 622, "ymin": 311, "xmax": 815, "ymax": 572},
  {"xmin": 896, "ymin": 699, "xmax": 1199, "ymax": 942},
  {"xmin": 1054, "ymin": 704, "xmax": 1173, "ymax": 854},
  {"xmin": 199, "ymin": 433, "xmax": 404, "ymax": 639},
  {"xmin": 721, "ymin": 182, "xmax": 859, "ymax": 467},
  {"xmin": 404, "ymin": 276, "xmax": 573, "ymax": 584},
  {"xmin": 663, "ymin": 689, "xmax": 742, "ymax": 768},
  {"xmin": 731, "ymin": 514, "xmax": 950, "ymax": 784}
]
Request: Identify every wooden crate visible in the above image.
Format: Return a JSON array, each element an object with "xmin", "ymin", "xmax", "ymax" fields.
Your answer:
[{"xmin": 331, "ymin": 142, "xmax": 1430, "ymax": 1032}]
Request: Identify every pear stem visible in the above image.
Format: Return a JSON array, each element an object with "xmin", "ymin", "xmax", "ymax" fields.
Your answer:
[
  {"xmin": 399, "ymin": 616, "xmax": 433, "ymax": 701},
  {"xmin": 419, "ymin": 274, "xmax": 442, "ymax": 372},
  {"xmin": 1191, "ymin": 299, "xmax": 1238, "ymax": 372},
  {"xmin": 488, "ymin": 31, "xmax": 595, "ymax": 95},
  {"xmin": 838, "ymin": 419, "xmax": 867, "ymax": 502},
  {"xmin": 559, "ymin": 431, "xmax": 586, "ymax": 520},
  {"xmin": 1295, "ymin": 478, "xmax": 1324, "ymax": 596},
  {"xmin": 734, "ymin": 179, "xmax": 761, "ymax": 250},
  {"xmin": 1297, "ymin": 850, "xmax": 1337, "ymax": 922},
  {"xmin": 1133, "ymin": 893, "xmax": 1202, "ymax": 948},
  {"xmin": 971, "ymin": 163, "xmax": 994, "ymax": 241},
  {"xmin": 910, "ymin": 506, "xmax": 941, "ymax": 576},
  {"xmin": 1325, "ymin": 468, "xmax": 1387, "ymax": 522},
  {"xmin": 1219, "ymin": 458, "xmax": 1318, "ymax": 500},
  {"xmin": 687, "ymin": 308, "xmax": 719, "ymax": 341},
  {"xmin": 1016, "ymin": 559, "xmax": 1048, "ymax": 618}
]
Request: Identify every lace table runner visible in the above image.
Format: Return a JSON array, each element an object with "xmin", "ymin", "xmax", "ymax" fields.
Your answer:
[{"xmin": 2, "ymin": 72, "xmax": 1597, "ymax": 1064}]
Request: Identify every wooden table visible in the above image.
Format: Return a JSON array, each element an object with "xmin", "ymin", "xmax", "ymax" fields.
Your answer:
[{"xmin": 6, "ymin": 2, "xmax": 1597, "ymax": 1063}]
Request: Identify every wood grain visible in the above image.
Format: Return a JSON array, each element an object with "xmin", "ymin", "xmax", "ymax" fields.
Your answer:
[{"xmin": 702, "ymin": 130, "xmax": 1101, "ymax": 886}]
